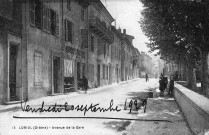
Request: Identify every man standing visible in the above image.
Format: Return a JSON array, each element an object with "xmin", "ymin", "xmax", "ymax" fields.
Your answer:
[
  {"xmin": 159, "ymin": 74, "xmax": 168, "ymax": 96},
  {"xmin": 82, "ymin": 75, "xmax": 88, "ymax": 94},
  {"xmin": 168, "ymin": 76, "xmax": 174, "ymax": 96},
  {"xmin": 145, "ymin": 73, "xmax": 149, "ymax": 82}
]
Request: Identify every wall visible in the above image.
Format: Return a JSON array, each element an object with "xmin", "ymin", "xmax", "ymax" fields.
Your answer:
[
  {"xmin": 25, "ymin": 1, "xmax": 63, "ymax": 99},
  {"xmin": 0, "ymin": 0, "xmax": 25, "ymax": 104},
  {"xmin": 174, "ymin": 82, "xmax": 209, "ymax": 134}
]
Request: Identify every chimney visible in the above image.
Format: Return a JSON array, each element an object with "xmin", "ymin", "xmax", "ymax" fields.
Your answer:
[
  {"xmin": 118, "ymin": 28, "xmax": 121, "ymax": 33},
  {"xmin": 123, "ymin": 29, "xmax": 126, "ymax": 35}
]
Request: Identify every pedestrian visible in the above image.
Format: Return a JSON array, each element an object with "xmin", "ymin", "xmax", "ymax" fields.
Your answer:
[
  {"xmin": 159, "ymin": 74, "xmax": 167, "ymax": 96},
  {"xmin": 145, "ymin": 73, "xmax": 149, "ymax": 82},
  {"xmin": 168, "ymin": 76, "xmax": 174, "ymax": 96},
  {"xmin": 82, "ymin": 75, "xmax": 88, "ymax": 94}
]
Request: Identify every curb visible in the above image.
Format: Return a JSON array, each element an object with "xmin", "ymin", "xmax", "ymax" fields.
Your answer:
[{"xmin": 0, "ymin": 78, "xmax": 141, "ymax": 113}]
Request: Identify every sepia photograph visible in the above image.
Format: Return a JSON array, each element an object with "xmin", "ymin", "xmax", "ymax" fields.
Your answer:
[{"xmin": 0, "ymin": 0, "xmax": 209, "ymax": 134}]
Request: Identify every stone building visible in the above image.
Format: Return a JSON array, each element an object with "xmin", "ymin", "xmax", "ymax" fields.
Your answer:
[
  {"xmin": 0, "ymin": 0, "xmax": 90, "ymax": 104},
  {"xmin": 0, "ymin": 0, "xmax": 26, "ymax": 104},
  {"xmin": 0, "ymin": 0, "xmax": 142, "ymax": 105},
  {"xmin": 88, "ymin": 0, "xmax": 114, "ymax": 87},
  {"xmin": 132, "ymin": 48, "xmax": 140, "ymax": 79},
  {"xmin": 140, "ymin": 52, "xmax": 152, "ymax": 76},
  {"xmin": 62, "ymin": 0, "xmax": 89, "ymax": 92},
  {"xmin": 23, "ymin": 0, "xmax": 64, "ymax": 99},
  {"xmin": 111, "ymin": 26, "xmax": 122, "ymax": 83},
  {"xmin": 121, "ymin": 29, "xmax": 135, "ymax": 81}
]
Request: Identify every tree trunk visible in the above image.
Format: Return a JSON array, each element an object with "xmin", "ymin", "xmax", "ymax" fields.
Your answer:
[
  {"xmin": 201, "ymin": 49, "xmax": 209, "ymax": 97},
  {"xmin": 187, "ymin": 60, "xmax": 197, "ymax": 91},
  {"xmin": 182, "ymin": 59, "xmax": 187, "ymax": 81}
]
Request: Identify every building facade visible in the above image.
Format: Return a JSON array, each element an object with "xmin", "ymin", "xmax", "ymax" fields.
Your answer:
[
  {"xmin": 0, "ymin": 0, "xmax": 25, "ymax": 104},
  {"xmin": 88, "ymin": 0, "xmax": 114, "ymax": 87},
  {"xmin": 121, "ymin": 30, "xmax": 135, "ymax": 81},
  {"xmin": 0, "ymin": 0, "xmax": 143, "ymax": 105},
  {"xmin": 111, "ymin": 26, "xmax": 122, "ymax": 83}
]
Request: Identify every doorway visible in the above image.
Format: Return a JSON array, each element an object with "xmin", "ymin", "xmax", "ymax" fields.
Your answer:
[
  {"xmin": 53, "ymin": 56, "xmax": 61, "ymax": 93},
  {"xmin": 9, "ymin": 44, "xmax": 18, "ymax": 101},
  {"xmin": 116, "ymin": 67, "xmax": 119, "ymax": 83},
  {"xmin": 97, "ymin": 64, "xmax": 100, "ymax": 86},
  {"xmin": 77, "ymin": 62, "xmax": 81, "ymax": 80}
]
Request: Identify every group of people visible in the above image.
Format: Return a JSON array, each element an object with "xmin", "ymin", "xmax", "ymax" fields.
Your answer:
[
  {"xmin": 159, "ymin": 73, "xmax": 174, "ymax": 96},
  {"xmin": 81, "ymin": 73, "xmax": 174, "ymax": 96}
]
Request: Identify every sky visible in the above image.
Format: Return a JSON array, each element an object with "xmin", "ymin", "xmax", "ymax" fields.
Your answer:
[{"xmin": 101, "ymin": 0, "xmax": 150, "ymax": 53}]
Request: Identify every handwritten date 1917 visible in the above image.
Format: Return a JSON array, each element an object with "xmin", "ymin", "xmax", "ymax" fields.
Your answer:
[
  {"xmin": 124, "ymin": 99, "xmax": 147, "ymax": 113},
  {"xmin": 21, "ymin": 98, "xmax": 147, "ymax": 116}
]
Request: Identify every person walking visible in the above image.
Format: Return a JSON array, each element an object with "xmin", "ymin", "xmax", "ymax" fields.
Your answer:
[
  {"xmin": 145, "ymin": 73, "xmax": 149, "ymax": 82},
  {"xmin": 168, "ymin": 76, "xmax": 174, "ymax": 97},
  {"xmin": 159, "ymin": 73, "xmax": 167, "ymax": 96},
  {"xmin": 82, "ymin": 75, "xmax": 88, "ymax": 94}
]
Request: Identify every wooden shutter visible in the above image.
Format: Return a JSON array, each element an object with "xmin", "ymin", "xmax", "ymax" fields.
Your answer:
[
  {"xmin": 81, "ymin": 29, "xmax": 88, "ymax": 49},
  {"xmin": 65, "ymin": 19, "xmax": 68, "ymax": 41},
  {"xmin": 56, "ymin": 12, "xmax": 59, "ymax": 37},
  {"xmin": 67, "ymin": 0, "xmax": 71, "ymax": 10},
  {"xmin": 68, "ymin": 21, "xmax": 73, "ymax": 43},
  {"xmin": 29, "ymin": 0, "xmax": 35, "ymax": 26},
  {"xmin": 72, "ymin": 23, "xmax": 74, "ymax": 43},
  {"xmin": 47, "ymin": 8, "xmax": 51, "ymax": 33},
  {"xmin": 34, "ymin": 52, "xmax": 43, "ymax": 85},
  {"xmin": 42, "ymin": 4, "xmax": 47, "ymax": 32}
]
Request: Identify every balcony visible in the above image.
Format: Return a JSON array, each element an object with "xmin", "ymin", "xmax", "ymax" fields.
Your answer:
[{"xmin": 89, "ymin": 17, "xmax": 114, "ymax": 43}]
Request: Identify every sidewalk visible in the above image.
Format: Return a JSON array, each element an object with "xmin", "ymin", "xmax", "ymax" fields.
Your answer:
[
  {"xmin": 125, "ymin": 94, "xmax": 192, "ymax": 135},
  {"xmin": 0, "ymin": 78, "xmax": 140, "ymax": 113}
]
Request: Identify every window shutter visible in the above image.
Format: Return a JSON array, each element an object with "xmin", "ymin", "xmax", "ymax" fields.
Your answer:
[
  {"xmin": 68, "ymin": 21, "xmax": 73, "ymax": 43},
  {"xmin": 29, "ymin": 0, "xmax": 35, "ymax": 26},
  {"xmin": 42, "ymin": 4, "xmax": 47, "ymax": 32},
  {"xmin": 47, "ymin": 8, "xmax": 51, "ymax": 33},
  {"xmin": 56, "ymin": 12, "xmax": 59, "ymax": 37},
  {"xmin": 34, "ymin": 52, "xmax": 43, "ymax": 85},
  {"xmin": 67, "ymin": 0, "xmax": 71, "ymax": 10},
  {"xmin": 81, "ymin": 29, "xmax": 88, "ymax": 49},
  {"xmin": 72, "ymin": 23, "xmax": 74, "ymax": 43},
  {"xmin": 65, "ymin": 19, "xmax": 68, "ymax": 41}
]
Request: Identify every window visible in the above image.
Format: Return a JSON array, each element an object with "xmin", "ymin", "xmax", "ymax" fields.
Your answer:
[
  {"xmin": 106, "ymin": 65, "xmax": 108, "ymax": 79},
  {"xmin": 29, "ymin": 0, "xmax": 42, "ymax": 29},
  {"xmin": 34, "ymin": 52, "xmax": 43, "ymax": 85},
  {"xmin": 81, "ymin": 8, "xmax": 85, "ymax": 21},
  {"xmin": 35, "ymin": 0, "xmax": 42, "ymax": 29},
  {"xmin": 107, "ymin": 44, "xmax": 109, "ymax": 56},
  {"xmin": 65, "ymin": 19, "xmax": 74, "ymax": 43},
  {"xmin": 64, "ymin": 59, "xmax": 74, "ymax": 77},
  {"xmin": 90, "ymin": 64, "xmax": 94, "ymax": 81},
  {"xmin": 50, "ymin": 9, "xmax": 56, "ymax": 36},
  {"xmin": 104, "ymin": 42, "xmax": 106, "ymax": 57},
  {"xmin": 119, "ymin": 50, "xmax": 121, "ymax": 60},
  {"xmin": 30, "ymin": 0, "xmax": 59, "ymax": 36},
  {"xmin": 103, "ymin": 65, "xmax": 105, "ymax": 79},
  {"xmin": 81, "ymin": 29, "xmax": 88, "ymax": 49},
  {"xmin": 67, "ymin": 0, "xmax": 71, "ymax": 10},
  {"xmin": 90, "ymin": 35, "xmax": 94, "ymax": 52}
]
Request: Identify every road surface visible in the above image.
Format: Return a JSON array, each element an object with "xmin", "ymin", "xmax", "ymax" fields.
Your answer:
[{"xmin": 0, "ymin": 78, "xmax": 158, "ymax": 135}]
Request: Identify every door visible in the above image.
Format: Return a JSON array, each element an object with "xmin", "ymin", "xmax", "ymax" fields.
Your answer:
[
  {"xmin": 77, "ymin": 62, "xmax": 81, "ymax": 79},
  {"xmin": 97, "ymin": 64, "xmax": 100, "ymax": 86},
  {"xmin": 53, "ymin": 56, "xmax": 61, "ymax": 93},
  {"xmin": 116, "ymin": 67, "xmax": 119, "ymax": 83},
  {"xmin": 9, "ymin": 44, "xmax": 18, "ymax": 100}
]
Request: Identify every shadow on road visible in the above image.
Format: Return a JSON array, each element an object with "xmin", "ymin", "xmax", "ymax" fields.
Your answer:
[{"xmin": 103, "ymin": 120, "xmax": 131, "ymax": 132}]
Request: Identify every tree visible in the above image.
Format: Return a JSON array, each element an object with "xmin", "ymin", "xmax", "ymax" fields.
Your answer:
[{"xmin": 139, "ymin": 0, "xmax": 209, "ymax": 93}]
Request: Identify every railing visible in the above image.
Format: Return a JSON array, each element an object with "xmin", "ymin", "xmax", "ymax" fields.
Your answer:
[{"xmin": 89, "ymin": 17, "xmax": 114, "ymax": 43}]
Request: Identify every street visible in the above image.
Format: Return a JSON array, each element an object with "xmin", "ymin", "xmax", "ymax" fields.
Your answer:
[{"xmin": 0, "ymin": 78, "xmax": 160, "ymax": 135}]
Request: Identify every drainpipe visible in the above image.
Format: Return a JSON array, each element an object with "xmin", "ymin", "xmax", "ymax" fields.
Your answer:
[
  {"xmin": 87, "ymin": 6, "xmax": 89, "ymax": 84},
  {"xmin": 61, "ymin": 0, "xmax": 64, "ymax": 93}
]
